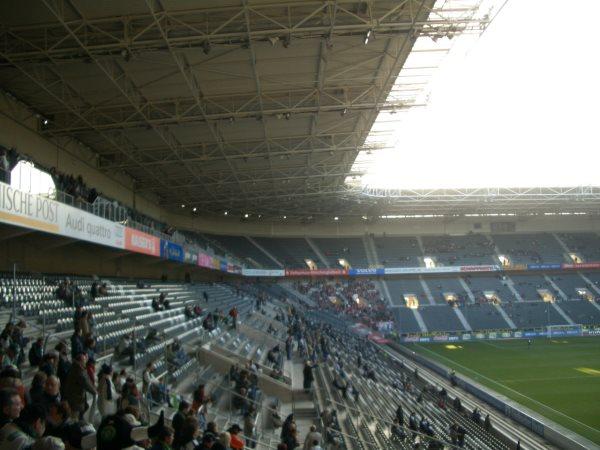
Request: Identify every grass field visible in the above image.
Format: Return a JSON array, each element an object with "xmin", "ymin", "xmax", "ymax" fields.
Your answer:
[{"xmin": 407, "ymin": 337, "xmax": 600, "ymax": 445}]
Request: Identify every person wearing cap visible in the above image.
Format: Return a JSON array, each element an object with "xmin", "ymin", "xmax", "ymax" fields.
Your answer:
[
  {"xmin": 228, "ymin": 424, "xmax": 244, "ymax": 450},
  {"xmin": 32, "ymin": 436, "xmax": 65, "ymax": 450},
  {"xmin": 63, "ymin": 421, "xmax": 96, "ymax": 450},
  {"xmin": 149, "ymin": 424, "xmax": 174, "ymax": 450},
  {"xmin": 97, "ymin": 365, "xmax": 117, "ymax": 418},
  {"xmin": 97, "ymin": 409, "xmax": 162, "ymax": 450},
  {"xmin": 0, "ymin": 403, "xmax": 46, "ymax": 450},
  {"xmin": 64, "ymin": 353, "xmax": 96, "ymax": 420},
  {"xmin": 197, "ymin": 433, "xmax": 215, "ymax": 450}
]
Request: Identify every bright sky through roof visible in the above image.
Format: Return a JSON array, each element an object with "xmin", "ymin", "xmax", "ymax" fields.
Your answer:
[{"xmin": 360, "ymin": 0, "xmax": 600, "ymax": 190}]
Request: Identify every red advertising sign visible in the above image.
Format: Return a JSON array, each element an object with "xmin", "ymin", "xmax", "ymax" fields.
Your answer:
[
  {"xmin": 197, "ymin": 253, "xmax": 214, "ymax": 269},
  {"xmin": 368, "ymin": 333, "xmax": 391, "ymax": 344},
  {"xmin": 562, "ymin": 262, "xmax": 600, "ymax": 270},
  {"xmin": 124, "ymin": 228, "xmax": 160, "ymax": 257}
]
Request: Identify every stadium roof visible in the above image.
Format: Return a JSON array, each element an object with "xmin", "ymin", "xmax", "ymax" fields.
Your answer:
[{"xmin": 4, "ymin": 1, "xmax": 591, "ymax": 223}]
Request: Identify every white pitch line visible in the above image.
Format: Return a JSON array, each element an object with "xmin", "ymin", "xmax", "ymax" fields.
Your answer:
[
  {"xmin": 500, "ymin": 375, "xmax": 595, "ymax": 383},
  {"xmin": 414, "ymin": 344, "xmax": 600, "ymax": 437}
]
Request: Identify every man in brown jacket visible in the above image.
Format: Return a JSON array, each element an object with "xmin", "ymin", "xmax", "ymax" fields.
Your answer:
[{"xmin": 64, "ymin": 353, "xmax": 96, "ymax": 419}]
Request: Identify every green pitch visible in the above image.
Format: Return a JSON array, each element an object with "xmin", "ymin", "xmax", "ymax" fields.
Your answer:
[{"xmin": 407, "ymin": 337, "xmax": 600, "ymax": 445}]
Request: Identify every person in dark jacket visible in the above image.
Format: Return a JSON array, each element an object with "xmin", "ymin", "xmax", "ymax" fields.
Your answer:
[
  {"xmin": 45, "ymin": 401, "xmax": 72, "ymax": 440},
  {"xmin": 63, "ymin": 353, "xmax": 96, "ymax": 419},
  {"xmin": 171, "ymin": 400, "xmax": 191, "ymax": 444},
  {"xmin": 27, "ymin": 371, "xmax": 47, "ymax": 406},
  {"xmin": 28, "ymin": 338, "xmax": 44, "ymax": 368},
  {"xmin": 70, "ymin": 329, "xmax": 84, "ymax": 360},
  {"xmin": 302, "ymin": 361, "xmax": 314, "ymax": 392}
]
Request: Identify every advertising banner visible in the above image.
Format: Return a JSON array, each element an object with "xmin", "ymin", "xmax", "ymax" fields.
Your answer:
[
  {"xmin": 461, "ymin": 334, "xmax": 472, "ymax": 340},
  {"xmin": 376, "ymin": 321, "xmax": 394, "ymax": 332},
  {"xmin": 348, "ymin": 268, "xmax": 385, "ymax": 276},
  {"xmin": 562, "ymin": 262, "xmax": 600, "ymax": 270},
  {"xmin": 197, "ymin": 253, "xmax": 214, "ymax": 269},
  {"xmin": 403, "ymin": 336, "xmax": 420, "ymax": 342},
  {"xmin": 61, "ymin": 208, "xmax": 124, "ymax": 249},
  {"xmin": 504, "ymin": 264, "xmax": 527, "ymax": 271},
  {"xmin": 241, "ymin": 268, "xmax": 285, "ymax": 277},
  {"xmin": 284, "ymin": 268, "xmax": 347, "ymax": 277},
  {"xmin": 459, "ymin": 265, "xmax": 500, "ymax": 272},
  {"xmin": 527, "ymin": 263, "xmax": 562, "ymax": 270},
  {"xmin": 160, "ymin": 240, "xmax": 184, "ymax": 262},
  {"xmin": 124, "ymin": 228, "xmax": 160, "ymax": 257},
  {"xmin": 433, "ymin": 335, "xmax": 449, "ymax": 342},
  {"xmin": 184, "ymin": 249, "xmax": 198, "ymax": 265},
  {"xmin": 0, "ymin": 181, "xmax": 124, "ymax": 249},
  {"xmin": 226, "ymin": 263, "xmax": 242, "ymax": 275},
  {"xmin": 384, "ymin": 266, "xmax": 462, "ymax": 275}
]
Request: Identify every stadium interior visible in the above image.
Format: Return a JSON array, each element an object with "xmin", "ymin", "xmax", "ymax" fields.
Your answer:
[{"xmin": 0, "ymin": 1, "xmax": 599, "ymax": 450}]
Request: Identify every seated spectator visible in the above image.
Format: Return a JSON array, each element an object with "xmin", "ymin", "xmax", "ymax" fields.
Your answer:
[
  {"xmin": 0, "ymin": 387, "xmax": 23, "ymax": 427},
  {"xmin": 150, "ymin": 424, "xmax": 174, "ymax": 450},
  {"xmin": 391, "ymin": 417, "xmax": 406, "ymax": 441},
  {"xmin": 27, "ymin": 372, "xmax": 47, "ymax": 406},
  {"xmin": 115, "ymin": 334, "xmax": 133, "ymax": 362},
  {"xmin": 45, "ymin": 401, "xmax": 72, "ymax": 440},
  {"xmin": 143, "ymin": 363, "xmax": 170, "ymax": 407},
  {"xmin": 121, "ymin": 376, "xmax": 141, "ymax": 410},
  {"xmin": 173, "ymin": 416, "xmax": 200, "ymax": 450},
  {"xmin": 471, "ymin": 407, "xmax": 481, "ymax": 424},
  {"xmin": 0, "ymin": 403, "xmax": 46, "ymax": 449},
  {"xmin": 63, "ymin": 420, "xmax": 96, "ymax": 450},
  {"xmin": 41, "ymin": 376, "xmax": 61, "ymax": 412}
]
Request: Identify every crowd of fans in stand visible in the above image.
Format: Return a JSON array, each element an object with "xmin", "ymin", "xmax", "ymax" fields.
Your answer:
[
  {"xmin": 0, "ymin": 276, "xmax": 252, "ymax": 450},
  {"xmin": 294, "ymin": 280, "xmax": 392, "ymax": 330},
  {"xmin": 269, "ymin": 301, "xmax": 508, "ymax": 450}
]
